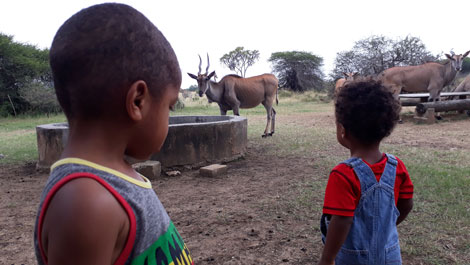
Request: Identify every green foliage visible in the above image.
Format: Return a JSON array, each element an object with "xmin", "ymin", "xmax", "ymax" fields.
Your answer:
[
  {"xmin": 220, "ymin": 47, "xmax": 260, "ymax": 77},
  {"xmin": 269, "ymin": 51, "xmax": 324, "ymax": 92},
  {"xmin": 19, "ymin": 79, "xmax": 60, "ymax": 114},
  {"xmin": 332, "ymin": 35, "xmax": 439, "ymax": 79},
  {"xmin": 461, "ymin": 57, "xmax": 470, "ymax": 74},
  {"xmin": 186, "ymin": 84, "xmax": 198, "ymax": 91},
  {"xmin": 0, "ymin": 33, "xmax": 52, "ymax": 116}
]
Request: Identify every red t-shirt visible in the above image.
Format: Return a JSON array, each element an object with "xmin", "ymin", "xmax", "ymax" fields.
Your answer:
[{"xmin": 322, "ymin": 154, "xmax": 413, "ymax": 217}]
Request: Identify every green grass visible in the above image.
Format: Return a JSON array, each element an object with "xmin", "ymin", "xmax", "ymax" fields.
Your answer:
[
  {"xmin": 0, "ymin": 114, "xmax": 66, "ymax": 164},
  {"xmin": 382, "ymin": 145, "xmax": 470, "ymax": 264}
]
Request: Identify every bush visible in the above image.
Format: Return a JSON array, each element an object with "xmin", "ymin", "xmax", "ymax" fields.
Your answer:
[
  {"xmin": 174, "ymin": 97, "xmax": 185, "ymax": 110},
  {"xmin": 19, "ymin": 80, "xmax": 61, "ymax": 115},
  {"xmin": 0, "ymin": 102, "xmax": 13, "ymax": 117},
  {"xmin": 298, "ymin": 91, "xmax": 331, "ymax": 103}
]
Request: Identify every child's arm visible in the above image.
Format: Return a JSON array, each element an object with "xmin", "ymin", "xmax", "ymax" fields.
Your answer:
[
  {"xmin": 318, "ymin": 215, "xmax": 353, "ymax": 265},
  {"xmin": 396, "ymin": 198, "xmax": 413, "ymax": 225},
  {"xmin": 41, "ymin": 178, "xmax": 129, "ymax": 265}
]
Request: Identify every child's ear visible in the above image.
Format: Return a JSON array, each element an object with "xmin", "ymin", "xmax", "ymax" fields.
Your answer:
[{"xmin": 126, "ymin": 80, "xmax": 150, "ymax": 121}]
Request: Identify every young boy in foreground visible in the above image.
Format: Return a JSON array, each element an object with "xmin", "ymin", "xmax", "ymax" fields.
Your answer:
[
  {"xmin": 318, "ymin": 80, "xmax": 414, "ymax": 265},
  {"xmin": 34, "ymin": 4, "xmax": 193, "ymax": 265}
]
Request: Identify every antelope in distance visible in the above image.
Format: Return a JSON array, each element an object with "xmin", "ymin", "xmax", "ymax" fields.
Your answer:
[
  {"xmin": 380, "ymin": 51, "xmax": 470, "ymax": 102},
  {"xmin": 453, "ymin": 74, "xmax": 470, "ymax": 93},
  {"xmin": 335, "ymin": 72, "xmax": 359, "ymax": 98},
  {"xmin": 188, "ymin": 55, "xmax": 279, "ymax": 137}
]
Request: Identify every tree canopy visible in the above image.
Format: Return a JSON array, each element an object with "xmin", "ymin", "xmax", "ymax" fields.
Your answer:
[
  {"xmin": 461, "ymin": 57, "xmax": 470, "ymax": 74},
  {"xmin": 332, "ymin": 35, "xmax": 439, "ymax": 79},
  {"xmin": 220, "ymin": 47, "xmax": 260, "ymax": 77},
  {"xmin": 269, "ymin": 51, "xmax": 324, "ymax": 92},
  {"xmin": 0, "ymin": 33, "xmax": 55, "ymax": 115}
]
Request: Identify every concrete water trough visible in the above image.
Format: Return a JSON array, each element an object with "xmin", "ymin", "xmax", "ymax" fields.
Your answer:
[{"xmin": 36, "ymin": 115, "xmax": 247, "ymax": 170}]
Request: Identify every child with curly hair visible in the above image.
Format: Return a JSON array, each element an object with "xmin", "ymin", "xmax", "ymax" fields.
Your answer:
[{"xmin": 318, "ymin": 80, "xmax": 414, "ymax": 265}]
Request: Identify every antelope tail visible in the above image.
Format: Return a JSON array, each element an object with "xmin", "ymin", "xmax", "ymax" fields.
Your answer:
[{"xmin": 276, "ymin": 84, "xmax": 279, "ymax": 105}]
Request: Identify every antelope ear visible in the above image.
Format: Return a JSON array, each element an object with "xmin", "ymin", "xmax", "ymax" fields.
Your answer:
[
  {"xmin": 343, "ymin": 72, "xmax": 348, "ymax": 77},
  {"xmin": 445, "ymin": 54, "xmax": 454, "ymax": 60},
  {"xmin": 207, "ymin": 71, "xmax": 216, "ymax": 80},
  {"xmin": 187, "ymin": 73, "xmax": 198, "ymax": 79},
  {"xmin": 353, "ymin": 72, "xmax": 359, "ymax": 77},
  {"xmin": 463, "ymin": 50, "xmax": 470, "ymax": 58}
]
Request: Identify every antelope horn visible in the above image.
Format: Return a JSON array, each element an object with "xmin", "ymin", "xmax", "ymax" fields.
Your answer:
[
  {"xmin": 450, "ymin": 50, "xmax": 455, "ymax": 56},
  {"xmin": 206, "ymin": 53, "xmax": 210, "ymax": 75},
  {"xmin": 198, "ymin": 54, "xmax": 202, "ymax": 75}
]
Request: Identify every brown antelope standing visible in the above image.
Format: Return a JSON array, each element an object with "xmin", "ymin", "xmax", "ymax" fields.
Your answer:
[
  {"xmin": 188, "ymin": 55, "xmax": 279, "ymax": 137},
  {"xmin": 380, "ymin": 51, "xmax": 470, "ymax": 102},
  {"xmin": 335, "ymin": 72, "xmax": 359, "ymax": 98}
]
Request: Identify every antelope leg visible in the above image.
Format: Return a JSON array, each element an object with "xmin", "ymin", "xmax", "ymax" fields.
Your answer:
[
  {"xmin": 269, "ymin": 108, "xmax": 276, "ymax": 136},
  {"xmin": 263, "ymin": 107, "xmax": 272, "ymax": 137}
]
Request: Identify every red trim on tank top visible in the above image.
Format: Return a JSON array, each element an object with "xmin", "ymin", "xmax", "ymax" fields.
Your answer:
[{"xmin": 37, "ymin": 172, "xmax": 137, "ymax": 265}]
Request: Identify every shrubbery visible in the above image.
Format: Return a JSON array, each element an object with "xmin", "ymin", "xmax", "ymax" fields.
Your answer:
[
  {"xmin": 19, "ymin": 79, "xmax": 61, "ymax": 115},
  {"xmin": 0, "ymin": 33, "xmax": 56, "ymax": 116}
]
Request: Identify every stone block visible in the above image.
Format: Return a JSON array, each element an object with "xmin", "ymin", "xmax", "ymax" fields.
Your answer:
[
  {"xmin": 132, "ymin": 161, "xmax": 161, "ymax": 180},
  {"xmin": 199, "ymin": 164, "xmax": 227, "ymax": 177}
]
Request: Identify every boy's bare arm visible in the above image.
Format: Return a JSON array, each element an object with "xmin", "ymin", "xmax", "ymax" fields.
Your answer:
[
  {"xmin": 318, "ymin": 215, "xmax": 353, "ymax": 265},
  {"xmin": 41, "ymin": 178, "xmax": 129, "ymax": 265},
  {"xmin": 396, "ymin": 198, "xmax": 413, "ymax": 225}
]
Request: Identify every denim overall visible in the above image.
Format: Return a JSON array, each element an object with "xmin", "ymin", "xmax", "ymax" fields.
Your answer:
[{"xmin": 334, "ymin": 154, "xmax": 402, "ymax": 265}]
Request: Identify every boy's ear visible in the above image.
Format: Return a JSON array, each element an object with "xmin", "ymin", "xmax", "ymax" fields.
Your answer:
[{"xmin": 126, "ymin": 80, "xmax": 150, "ymax": 121}]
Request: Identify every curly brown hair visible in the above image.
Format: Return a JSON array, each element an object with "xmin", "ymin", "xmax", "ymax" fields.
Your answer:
[
  {"xmin": 50, "ymin": 3, "xmax": 181, "ymax": 120},
  {"xmin": 335, "ymin": 80, "xmax": 401, "ymax": 145}
]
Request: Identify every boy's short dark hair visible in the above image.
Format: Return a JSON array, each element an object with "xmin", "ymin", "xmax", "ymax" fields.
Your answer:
[
  {"xmin": 50, "ymin": 3, "xmax": 181, "ymax": 120},
  {"xmin": 335, "ymin": 80, "xmax": 401, "ymax": 145}
]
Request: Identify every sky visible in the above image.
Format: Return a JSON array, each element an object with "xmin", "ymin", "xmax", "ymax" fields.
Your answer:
[{"xmin": 1, "ymin": 0, "xmax": 470, "ymax": 89}]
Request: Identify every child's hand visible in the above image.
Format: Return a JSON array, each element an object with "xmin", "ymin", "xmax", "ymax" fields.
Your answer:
[{"xmin": 318, "ymin": 215, "xmax": 353, "ymax": 265}]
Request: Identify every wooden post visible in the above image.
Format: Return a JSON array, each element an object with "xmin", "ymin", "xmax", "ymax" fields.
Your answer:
[
  {"xmin": 458, "ymin": 95, "xmax": 467, "ymax": 113},
  {"xmin": 414, "ymin": 107, "xmax": 436, "ymax": 124},
  {"xmin": 400, "ymin": 98, "xmax": 422, "ymax": 107},
  {"xmin": 416, "ymin": 99, "xmax": 470, "ymax": 115}
]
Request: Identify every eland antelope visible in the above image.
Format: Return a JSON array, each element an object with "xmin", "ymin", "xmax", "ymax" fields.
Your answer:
[
  {"xmin": 380, "ymin": 51, "xmax": 470, "ymax": 102},
  {"xmin": 188, "ymin": 55, "xmax": 279, "ymax": 137}
]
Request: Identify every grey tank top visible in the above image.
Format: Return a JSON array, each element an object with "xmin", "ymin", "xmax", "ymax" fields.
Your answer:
[{"xmin": 34, "ymin": 158, "xmax": 193, "ymax": 265}]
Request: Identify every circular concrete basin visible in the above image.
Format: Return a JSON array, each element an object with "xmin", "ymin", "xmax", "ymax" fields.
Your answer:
[
  {"xmin": 151, "ymin": 115, "xmax": 247, "ymax": 168},
  {"xmin": 36, "ymin": 116, "xmax": 247, "ymax": 169}
]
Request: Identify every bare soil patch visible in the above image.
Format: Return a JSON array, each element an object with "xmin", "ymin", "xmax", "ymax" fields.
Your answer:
[{"xmin": 1, "ymin": 111, "xmax": 470, "ymax": 264}]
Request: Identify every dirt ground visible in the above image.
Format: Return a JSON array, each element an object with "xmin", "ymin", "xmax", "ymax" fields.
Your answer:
[{"xmin": 1, "ymin": 110, "xmax": 470, "ymax": 265}]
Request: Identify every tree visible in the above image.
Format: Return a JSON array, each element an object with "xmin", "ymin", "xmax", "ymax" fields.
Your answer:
[
  {"xmin": 220, "ymin": 47, "xmax": 260, "ymax": 77},
  {"xmin": 0, "ymin": 33, "xmax": 52, "ymax": 115},
  {"xmin": 19, "ymin": 79, "xmax": 60, "ymax": 115},
  {"xmin": 269, "ymin": 51, "xmax": 324, "ymax": 92},
  {"xmin": 186, "ymin": 84, "xmax": 198, "ymax": 91},
  {"xmin": 332, "ymin": 35, "xmax": 438, "ymax": 79}
]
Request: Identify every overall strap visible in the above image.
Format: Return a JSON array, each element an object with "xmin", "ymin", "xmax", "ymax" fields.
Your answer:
[
  {"xmin": 379, "ymin": 153, "xmax": 398, "ymax": 188},
  {"xmin": 342, "ymin": 157, "xmax": 377, "ymax": 194}
]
